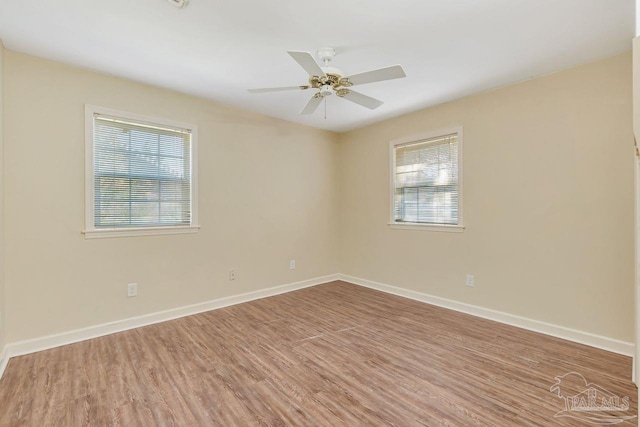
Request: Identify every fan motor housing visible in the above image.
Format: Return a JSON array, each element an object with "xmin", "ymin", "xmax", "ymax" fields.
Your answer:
[{"xmin": 310, "ymin": 72, "xmax": 343, "ymax": 89}]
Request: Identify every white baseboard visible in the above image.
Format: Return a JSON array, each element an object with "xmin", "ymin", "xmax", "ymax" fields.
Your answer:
[
  {"xmin": 338, "ymin": 274, "xmax": 635, "ymax": 357},
  {"xmin": 3, "ymin": 274, "xmax": 339, "ymax": 365},
  {"xmin": 1, "ymin": 272, "xmax": 633, "ymax": 382},
  {"xmin": 0, "ymin": 346, "xmax": 8, "ymax": 379}
]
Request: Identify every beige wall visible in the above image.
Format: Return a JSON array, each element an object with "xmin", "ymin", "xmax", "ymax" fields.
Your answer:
[
  {"xmin": 635, "ymin": 39, "xmax": 640, "ymax": 144},
  {"xmin": 1, "ymin": 49, "xmax": 634, "ymax": 347},
  {"xmin": 0, "ymin": 40, "xmax": 5, "ymax": 352},
  {"xmin": 633, "ymin": 36, "xmax": 640, "ymax": 381},
  {"xmin": 3, "ymin": 51, "xmax": 340, "ymax": 343},
  {"xmin": 338, "ymin": 52, "xmax": 634, "ymax": 342}
]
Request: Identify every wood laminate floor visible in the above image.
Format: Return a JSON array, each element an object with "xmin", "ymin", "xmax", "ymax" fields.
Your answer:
[{"xmin": 0, "ymin": 281, "xmax": 636, "ymax": 426}]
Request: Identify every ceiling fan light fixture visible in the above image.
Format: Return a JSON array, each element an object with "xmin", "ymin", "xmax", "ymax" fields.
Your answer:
[
  {"xmin": 320, "ymin": 86, "xmax": 333, "ymax": 97},
  {"xmin": 167, "ymin": 0, "xmax": 189, "ymax": 8}
]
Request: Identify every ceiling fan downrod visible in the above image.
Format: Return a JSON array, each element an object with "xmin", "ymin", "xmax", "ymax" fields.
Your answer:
[{"xmin": 317, "ymin": 47, "xmax": 336, "ymax": 67}]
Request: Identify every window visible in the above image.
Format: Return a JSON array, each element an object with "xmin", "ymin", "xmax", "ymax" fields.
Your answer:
[
  {"xmin": 84, "ymin": 105, "xmax": 198, "ymax": 238},
  {"xmin": 390, "ymin": 128, "xmax": 463, "ymax": 231}
]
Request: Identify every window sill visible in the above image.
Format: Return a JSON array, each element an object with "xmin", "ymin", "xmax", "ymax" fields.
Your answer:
[
  {"xmin": 82, "ymin": 225, "xmax": 200, "ymax": 239},
  {"xmin": 388, "ymin": 222, "xmax": 465, "ymax": 233}
]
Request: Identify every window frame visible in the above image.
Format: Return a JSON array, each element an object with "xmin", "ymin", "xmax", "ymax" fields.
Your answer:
[
  {"xmin": 83, "ymin": 105, "xmax": 199, "ymax": 239},
  {"xmin": 388, "ymin": 127, "xmax": 464, "ymax": 232}
]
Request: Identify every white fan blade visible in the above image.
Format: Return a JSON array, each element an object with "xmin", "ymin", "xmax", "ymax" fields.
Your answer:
[
  {"xmin": 342, "ymin": 90, "xmax": 383, "ymax": 110},
  {"xmin": 248, "ymin": 86, "xmax": 309, "ymax": 93},
  {"xmin": 288, "ymin": 51, "xmax": 326, "ymax": 77},
  {"xmin": 345, "ymin": 65, "xmax": 406, "ymax": 86},
  {"xmin": 300, "ymin": 95, "xmax": 323, "ymax": 115}
]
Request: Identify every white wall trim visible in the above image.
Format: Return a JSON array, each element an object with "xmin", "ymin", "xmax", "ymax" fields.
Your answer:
[
  {"xmin": 388, "ymin": 223, "xmax": 465, "ymax": 233},
  {"xmin": 338, "ymin": 274, "xmax": 635, "ymax": 357},
  {"xmin": 82, "ymin": 224, "xmax": 200, "ymax": 239},
  {"xmin": 2, "ymin": 274, "xmax": 339, "ymax": 366},
  {"xmin": 1, "ymin": 273, "xmax": 633, "ymax": 382},
  {"xmin": 0, "ymin": 346, "xmax": 8, "ymax": 380}
]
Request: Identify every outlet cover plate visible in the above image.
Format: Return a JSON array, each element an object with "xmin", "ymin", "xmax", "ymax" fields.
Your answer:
[
  {"xmin": 466, "ymin": 275, "xmax": 474, "ymax": 287},
  {"xmin": 128, "ymin": 283, "xmax": 138, "ymax": 297}
]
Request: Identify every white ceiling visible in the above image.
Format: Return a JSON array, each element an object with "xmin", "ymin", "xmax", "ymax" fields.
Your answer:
[{"xmin": 0, "ymin": 0, "xmax": 634, "ymax": 132}]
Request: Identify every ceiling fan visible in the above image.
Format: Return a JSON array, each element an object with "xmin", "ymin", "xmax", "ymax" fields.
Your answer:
[{"xmin": 248, "ymin": 48, "xmax": 406, "ymax": 115}]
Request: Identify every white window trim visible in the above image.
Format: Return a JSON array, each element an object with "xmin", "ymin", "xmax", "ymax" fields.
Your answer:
[
  {"xmin": 388, "ymin": 127, "xmax": 464, "ymax": 232},
  {"xmin": 83, "ymin": 105, "xmax": 199, "ymax": 239}
]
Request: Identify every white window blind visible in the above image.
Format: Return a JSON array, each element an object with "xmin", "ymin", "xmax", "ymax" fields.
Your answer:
[
  {"xmin": 92, "ymin": 114, "xmax": 193, "ymax": 229},
  {"xmin": 393, "ymin": 133, "xmax": 459, "ymax": 225}
]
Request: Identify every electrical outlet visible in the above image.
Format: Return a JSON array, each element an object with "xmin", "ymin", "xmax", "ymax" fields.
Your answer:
[
  {"xmin": 466, "ymin": 275, "xmax": 475, "ymax": 287},
  {"xmin": 127, "ymin": 283, "xmax": 138, "ymax": 297},
  {"xmin": 289, "ymin": 259, "xmax": 296, "ymax": 270},
  {"xmin": 229, "ymin": 269, "xmax": 236, "ymax": 281}
]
